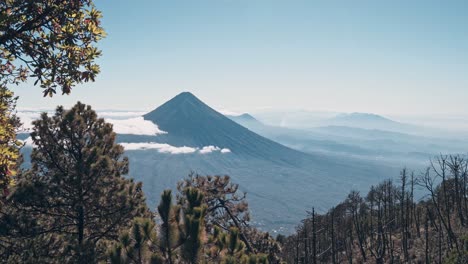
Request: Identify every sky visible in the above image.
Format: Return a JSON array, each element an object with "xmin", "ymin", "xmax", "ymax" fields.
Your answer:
[{"xmin": 13, "ymin": 0, "xmax": 468, "ymax": 116}]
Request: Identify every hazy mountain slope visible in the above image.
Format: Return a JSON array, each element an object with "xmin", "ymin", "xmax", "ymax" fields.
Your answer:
[
  {"xmin": 226, "ymin": 113, "xmax": 263, "ymax": 127},
  {"xmin": 126, "ymin": 149, "xmax": 395, "ymax": 233},
  {"xmin": 142, "ymin": 92, "xmax": 312, "ymax": 165},
  {"xmin": 328, "ymin": 112, "xmax": 397, "ymax": 125},
  {"xmin": 227, "ymin": 113, "xmax": 468, "ymax": 167},
  {"xmin": 122, "ymin": 92, "xmax": 400, "ymax": 232},
  {"xmin": 322, "ymin": 112, "xmax": 423, "ymax": 134}
]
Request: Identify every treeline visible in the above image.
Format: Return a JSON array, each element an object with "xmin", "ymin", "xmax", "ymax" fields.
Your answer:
[
  {"xmin": 0, "ymin": 102, "xmax": 280, "ymax": 263},
  {"xmin": 279, "ymin": 160, "xmax": 468, "ymax": 263}
]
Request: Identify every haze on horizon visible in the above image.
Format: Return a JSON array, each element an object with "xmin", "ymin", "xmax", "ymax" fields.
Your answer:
[{"xmin": 12, "ymin": 0, "xmax": 468, "ymax": 117}]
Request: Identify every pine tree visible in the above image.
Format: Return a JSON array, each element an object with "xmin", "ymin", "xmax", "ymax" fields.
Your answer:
[
  {"xmin": 109, "ymin": 217, "xmax": 163, "ymax": 264},
  {"xmin": 223, "ymin": 227, "xmax": 246, "ymax": 261},
  {"xmin": 157, "ymin": 190, "xmax": 181, "ymax": 264},
  {"xmin": 178, "ymin": 174, "xmax": 280, "ymax": 263},
  {"xmin": 9, "ymin": 102, "xmax": 147, "ymax": 262},
  {"xmin": 177, "ymin": 174, "xmax": 254, "ymax": 252},
  {"xmin": 181, "ymin": 187, "xmax": 206, "ymax": 264}
]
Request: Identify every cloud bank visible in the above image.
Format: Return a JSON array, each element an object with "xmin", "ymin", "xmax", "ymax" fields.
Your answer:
[
  {"xmin": 217, "ymin": 109, "xmax": 242, "ymax": 116},
  {"xmin": 97, "ymin": 111, "xmax": 147, "ymax": 119},
  {"xmin": 221, "ymin": 148, "xmax": 231, "ymax": 153},
  {"xmin": 200, "ymin": 145, "xmax": 231, "ymax": 154},
  {"xmin": 107, "ymin": 117, "xmax": 166, "ymax": 135},
  {"xmin": 16, "ymin": 111, "xmax": 49, "ymax": 132},
  {"xmin": 17, "ymin": 111, "xmax": 165, "ymax": 136},
  {"xmin": 17, "ymin": 111, "xmax": 231, "ymax": 154},
  {"xmin": 22, "ymin": 138, "xmax": 231, "ymax": 155},
  {"xmin": 121, "ymin": 142, "xmax": 231, "ymax": 155},
  {"xmin": 121, "ymin": 142, "xmax": 197, "ymax": 154}
]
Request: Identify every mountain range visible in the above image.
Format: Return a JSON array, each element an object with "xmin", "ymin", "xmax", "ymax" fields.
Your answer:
[
  {"xmin": 117, "ymin": 92, "xmax": 399, "ymax": 233},
  {"xmin": 19, "ymin": 92, "xmax": 467, "ymax": 233},
  {"xmin": 227, "ymin": 111, "xmax": 468, "ymax": 169}
]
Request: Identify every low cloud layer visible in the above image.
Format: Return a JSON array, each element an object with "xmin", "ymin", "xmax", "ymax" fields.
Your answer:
[
  {"xmin": 17, "ymin": 111, "xmax": 231, "ymax": 155},
  {"xmin": 217, "ymin": 109, "xmax": 242, "ymax": 116},
  {"xmin": 200, "ymin": 145, "xmax": 231, "ymax": 154},
  {"xmin": 17, "ymin": 111, "xmax": 165, "ymax": 136},
  {"xmin": 121, "ymin": 142, "xmax": 231, "ymax": 155},
  {"xmin": 107, "ymin": 117, "xmax": 166, "ymax": 135},
  {"xmin": 22, "ymin": 137, "xmax": 230, "ymax": 155},
  {"xmin": 220, "ymin": 148, "xmax": 231, "ymax": 153},
  {"xmin": 121, "ymin": 142, "xmax": 197, "ymax": 154},
  {"xmin": 16, "ymin": 111, "xmax": 50, "ymax": 132},
  {"xmin": 97, "ymin": 111, "xmax": 147, "ymax": 119}
]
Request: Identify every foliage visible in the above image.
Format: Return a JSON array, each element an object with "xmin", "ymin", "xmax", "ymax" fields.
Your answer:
[
  {"xmin": 157, "ymin": 190, "xmax": 181, "ymax": 264},
  {"xmin": 210, "ymin": 227, "xmax": 269, "ymax": 264},
  {"xmin": 0, "ymin": 86, "xmax": 21, "ymax": 197},
  {"xmin": 444, "ymin": 235, "xmax": 468, "ymax": 264},
  {"xmin": 3, "ymin": 102, "xmax": 148, "ymax": 262},
  {"xmin": 177, "ymin": 174, "xmax": 252, "ymax": 251},
  {"xmin": 176, "ymin": 174, "xmax": 279, "ymax": 263},
  {"xmin": 106, "ymin": 175, "xmax": 280, "ymax": 263},
  {"xmin": 0, "ymin": 0, "xmax": 105, "ymax": 96},
  {"xmin": 180, "ymin": 187, "xmax": 206, "ymax": 264},
  {"xmin": 0, "ymin": 0, "xmax": 105, "ymax": 213},
  {"xmin": 109, "ymin": 217, "xmax": 163, "ymax": 264}
]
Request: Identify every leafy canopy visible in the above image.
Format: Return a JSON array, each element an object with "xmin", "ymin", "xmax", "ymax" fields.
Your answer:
[{"xmin": 0, "ymin": 0, "xmax": 105, "ymax": 96}]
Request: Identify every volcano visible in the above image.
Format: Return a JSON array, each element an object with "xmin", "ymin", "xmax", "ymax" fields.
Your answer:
[
  {"xmin": 120, "ymin": 92, "xmax": 398, "ymax": 233},
  {"xmin": 142, "ymin": 92, "xmax": 308, "ymax": 163}
]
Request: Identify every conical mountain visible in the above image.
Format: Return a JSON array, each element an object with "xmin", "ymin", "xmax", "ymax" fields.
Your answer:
[
  {"xmin": 143, "ymin": 92, "xmax": 306, "ymax": 163},
  {"xmin": 124, "ymin": 92, "xmax": 398, "ymax": 232}
]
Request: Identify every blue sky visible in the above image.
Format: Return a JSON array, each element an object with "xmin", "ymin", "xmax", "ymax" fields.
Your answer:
[{"xmin": 14, "ymin": 0, "xmax": 468, "ymax": 115}]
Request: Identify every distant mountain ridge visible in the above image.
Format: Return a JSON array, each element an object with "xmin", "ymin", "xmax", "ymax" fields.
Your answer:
[
  {"xmin": 324, "ymin": 112, "xmax": 416, "ymax": 132},
  {"xmin": 328, "ymin": 112, "xmax": 398, "ymax": 124},
  {"xmin": 226, "ymin": 113, "xmax": 260, "ymax": 123},
  {"xmin": 122, "ymin": 92, "xmax": 399, "ymax": 232}
]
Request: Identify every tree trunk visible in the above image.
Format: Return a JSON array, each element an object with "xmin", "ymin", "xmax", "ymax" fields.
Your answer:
[
  {"xmin": 312, "ymin": 208, "xmax": 317, "ymax": 264},
  {"xmin": 425, "ymin": 209, "xmax": 430, "ymax": 264},
  {"xmin": 331, "ymin": 210, "xmax": 336, "ymax": 264}
]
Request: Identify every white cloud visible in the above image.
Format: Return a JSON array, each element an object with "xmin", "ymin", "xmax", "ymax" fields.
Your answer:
[
  {"xmin": 217, "ymin": 109, "xmax": 243, "ymax": 116},
  {"xmin": 98, "ymin": 111, "xmax": 147, "ymax": 119},
  {"xmin": 121, "ymin": 142, "xmax": 197, "ymax": 154},
  {"xmin": 16, "ymin": 111, "xmax": 45, "ymax": 132},
  {"xmin": 16, "ymin": 111, "xmax": 162, "ymax": 135},
  {"xmin": 106, "ymin": 117, "xmax": 166, "ymax": 135},
  {"xmin": 199, "ymin": 146, "xmax": 232, "ymax": 154},
  {"xmin": 121, "ymin": 142, "xmax": 232, "ymax": 155},
  {"xmin": 199, "ymin": 145, "xmax": 221, "ymax": 154},
  {"xmin": 221, "ymin": 148, "xmax": 231, "ymax": 153},
  {"xmin": 16, "ymin": 111, "xmax": 232, "ymax": 154}
]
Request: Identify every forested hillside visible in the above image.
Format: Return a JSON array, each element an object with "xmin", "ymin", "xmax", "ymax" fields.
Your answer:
[{"xmin": 280, "ymin": 159, "xmax": 468, "ymax": 263}]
